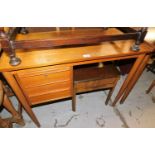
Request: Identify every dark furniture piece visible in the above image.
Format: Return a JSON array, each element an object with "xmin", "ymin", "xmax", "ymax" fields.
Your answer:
[
  {"xmin": 72, "ymin": 64, "xmax": 120, "ymax": 111},
  {"xmin": 0, "ymin": 27, "xmax": 147, "ymax": 66}
]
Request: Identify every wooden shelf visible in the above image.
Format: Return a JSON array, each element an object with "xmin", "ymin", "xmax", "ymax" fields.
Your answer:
[{"xmin": 74, "ymin": 64, "xmax": 120, "ymax": 83}]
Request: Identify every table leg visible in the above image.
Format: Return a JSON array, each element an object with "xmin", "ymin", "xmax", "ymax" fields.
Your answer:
[
  {"xmin": 3, "ymin": 94, "xmax": 25, "ymax": 126},
  {"xmin": 146, "ymin": 80, "xmax": 155, "ymax": 94},
  {"xmin": 105, "ymin": 80, "xmax": 118, "ymax": 105},
  {"xmin": 112, "ymin": 54, "xmax": 145, "ymax": 106},
  {"xmin": 120, "ymin": 55, "xmax": 150, "ymax": 104},
  {"xmin": 72, "ymin": 88, "xmax": 76, "ymax": 112},
  {"xmin": 3, "ymin": 72, "xmax": 40, "ymax": 127}
]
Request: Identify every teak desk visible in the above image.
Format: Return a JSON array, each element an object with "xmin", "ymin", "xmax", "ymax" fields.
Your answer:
[{"xmin": 0, "ymin": 39, "xmax": 153, "ymax": 127}]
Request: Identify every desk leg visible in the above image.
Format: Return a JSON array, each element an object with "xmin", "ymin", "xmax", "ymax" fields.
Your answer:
[
  {"xmin": 72, "ymin": 86, "xmax": 76, "ymax": 112},
  {"xmin": 146, "ymin": 80, "xmax": 155, "ymax": 94},
  {"xmin": 105, "ymin": 79, "xmax": 118, "ymax": 105},
  {"xmin": 3, "ymin": 72, "xmax": 40, "ymax": 127},
  {"xmin": 120, "ymin": 55, "xmax": 150, "ymax": 104},
  {"xmin": 112, "ymin": 54, "xmax": 145, "ymax": 106}
]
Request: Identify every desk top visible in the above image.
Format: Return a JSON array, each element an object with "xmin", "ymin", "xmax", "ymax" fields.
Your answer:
[{"xmin": 0, "ymin": 39, "xmax": 153, "ymax": 72}]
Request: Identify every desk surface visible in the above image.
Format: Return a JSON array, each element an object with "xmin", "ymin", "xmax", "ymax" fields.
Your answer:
[{"xmin": 0, "ymin": 39, "xmax": 153, "ymax": 72}]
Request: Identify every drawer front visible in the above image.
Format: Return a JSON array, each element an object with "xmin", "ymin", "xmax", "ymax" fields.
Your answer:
[
  {"xmin": 25, "ymin": 80, "xmax": 70, "ymax": 97},
  {"xmin": 16, "ymin": 67, "xmax": 71, "ymax": 88},
  {"xmin": 75, "ymin": 78, "xmax": 116, "ymax": 93},
  {"xmin": 29, "ymin": 89, "xmax": 71, "ymax": 105},
  {"xmin": 14, "ymin": 65, "xmax": 72, "ymax": 105}
]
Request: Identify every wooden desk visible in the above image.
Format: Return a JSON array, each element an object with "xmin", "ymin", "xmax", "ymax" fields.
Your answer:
[{"xmin": 0, "ymin": 39, "xmax": 153, "ymax": 127}]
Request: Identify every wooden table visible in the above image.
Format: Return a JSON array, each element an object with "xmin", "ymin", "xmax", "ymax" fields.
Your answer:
[{"xmin": 0, "ymin": 31, "xmax": 153, "ymax": 127}]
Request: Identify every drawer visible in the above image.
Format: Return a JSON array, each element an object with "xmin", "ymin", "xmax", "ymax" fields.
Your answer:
[
  {"xmin": 19, "ymin": 71, "xmax": 70, "ymax": 88},
  {"xmin": 75, "ymin": 78, "xmax": 117, "ymax": 93},
  {"xmin": 15, "ymin": 66, "xmax": 71, "ymax": 88},
  {"xmin": 25, "ymin": 80, "xmax": 71, "ymax": 97},
  {"xmin": 29, "ymin": 88, "xmax": 71, "ymax": 105},
  {"xmin": 14, "ymin": 65, "xmax": 71, "ymax": 77},
  {"xmin": 14, "ymin": 65, "xmax": 72, "ymax": 105}
]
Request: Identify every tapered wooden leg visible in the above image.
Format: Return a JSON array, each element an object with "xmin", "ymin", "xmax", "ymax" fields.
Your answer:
[
  {"xmin": 18, "ymin": 103, "xmax": 23, "ymax": 115},
  {"xmin": 3, "ymin": 72, "xmax": 40, "ymax": 127},
  {"xmin": 105, "ymin": 80, "xmax": 118, "ymax": 105},
  {"xmin": 112, "ymin": 54, "xmax": 145, "ymax": 106},
  {"xmin": 3, "ymin": 94, "xmax": 25, "ymax": 126},
  {"xmin": 3, "ymin": 94, "xmax": 20, "ymax": 117},
  {"xmin": 120, "ymin": 55, "xmax": 150, "ymax": 104},
  {"xmin": 146, "ymin": 80, "xmax": 155, "ymax": 94},
  {"xmin": 72, "ymin": 85, "xmax": 76, "ymax": 112}
]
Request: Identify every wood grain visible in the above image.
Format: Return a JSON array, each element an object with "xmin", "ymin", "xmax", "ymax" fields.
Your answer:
[
  {"xmin": 0, "ymin": 40, "xmax": 153, "ymax": 72},
  {"xmin": 14, "ymin": 65, "xmax": 72, "ymax": 106}
]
